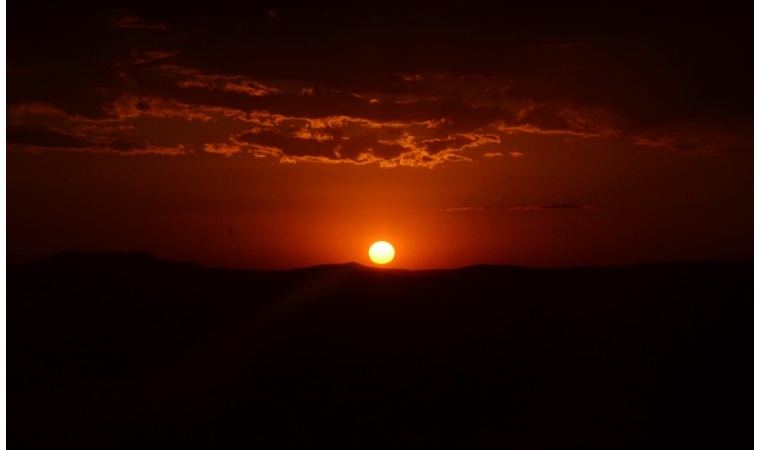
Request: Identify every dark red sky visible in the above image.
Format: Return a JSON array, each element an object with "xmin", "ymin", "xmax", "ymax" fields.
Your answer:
[{"xmin": 6, "ymin": 1, "xmax": 753, "ymax": 269}]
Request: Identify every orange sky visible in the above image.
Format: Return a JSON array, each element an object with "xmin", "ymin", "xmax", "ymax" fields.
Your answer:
[{"xmin": 6, "ymin": 1, "xmax": 753, "ymax": 269}]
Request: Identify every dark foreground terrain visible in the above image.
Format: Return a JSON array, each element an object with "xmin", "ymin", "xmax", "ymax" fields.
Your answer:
[{"xmin": 8, "ymin": 252, "xmax": 751, "ymax": 449}]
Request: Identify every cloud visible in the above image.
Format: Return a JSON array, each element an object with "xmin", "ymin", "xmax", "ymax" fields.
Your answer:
[
  {"xmin": 7, "ymin": 102, "xmax": 67, "ymax": 118},
  {"xmin": 442, "ymin": 207, "xmax": 493, "ymax": 212},
  {"xmin": 494, "ymin": 103, "xmax": 751, "ymax": 155},
  {"xmin": 232, "ymin": 127, "xmax": 428, "ymax": 165},
  {"xmin": 625, "ymin": 122, "xmax": 753, "ymax": 155},
  {"xmin": 105, "ymin": 94, "xmax": 223, "ymax": 121},
  {"xmin": 497, "ymin": 104, "xmax": 621, "ymax": 139},
  {"xmin": 5, "ymin": 1, "xmax": 750, "ymax": 165},
  {"xmin": 6, "ymin": 122, "xmax": 188, "ymax": 156},
  {"xmin": 131, "ymin": 51, "xmax": 180, "ymax": 65},
  {"xmin": 108, "ymin": 144, "xmax": 187, "ymax": 156},
  {"xmin": 128, "ymin": 68, "xmax": 513, "ymax": 134},
  {"xmin": 532, "ymin": 204, "xmax": 590, "ymax": 210},
  {"xmin": 421, "ymin": 134, "xmax": 500, "ymax": 154},
  {"xmin": 226, "ymin": 123, "xmax": 499, "ymax": 167},
  {"xmin": 159, "ymin": 65, "xmax": 280, "ymax": 97},
  {"xmin": 204, "ymin": 143, "xmax": 242, "ymax": 157},
  {"xmin": 444, "ymin": 204, "xmax": 599, "ymax": 212},
  {"xmin": 234, "ymin": 128, "xmax": 400, "ymax": 160},
  {"xmin": 505, "ymin": 204, "xmax": 600, "ymax": 211},
  {"xmin": 7, "ymin": 126, "xmax": 92, "ymax": 149},
  {"xmin": 101, "ymin": 9, "xmax": 168, "ymax": 30}
]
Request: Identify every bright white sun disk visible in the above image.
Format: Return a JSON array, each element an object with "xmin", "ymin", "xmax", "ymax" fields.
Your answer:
[{"xmin": 369, "ymin": 241, "xmax": 395, "ymax": 264}]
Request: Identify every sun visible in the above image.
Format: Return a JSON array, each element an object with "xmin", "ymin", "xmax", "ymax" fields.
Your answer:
[{"xmin": 369, "ymin": 241, "xmax": 395, "ymax": 265}]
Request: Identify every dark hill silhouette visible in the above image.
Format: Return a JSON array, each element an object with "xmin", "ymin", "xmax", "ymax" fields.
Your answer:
[{"xmin": 8, "ymin": 253, "xmax": 751, "ymax": 449}]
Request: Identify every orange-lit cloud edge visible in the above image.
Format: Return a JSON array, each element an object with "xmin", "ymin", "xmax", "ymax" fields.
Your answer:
[{"xmin": 7, "ymin": 12, "xmax": 751, "ymax": 168}]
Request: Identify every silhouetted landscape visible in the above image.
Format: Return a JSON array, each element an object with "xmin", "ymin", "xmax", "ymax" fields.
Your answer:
[{"xmin": 9, "ymin": 252, "xmax": 751, "ymax": 449}]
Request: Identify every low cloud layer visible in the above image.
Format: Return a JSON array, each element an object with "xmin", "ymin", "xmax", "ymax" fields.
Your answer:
[{"xmin": 443, "ymin": 205, "xmax": 600, "ymax": 212}]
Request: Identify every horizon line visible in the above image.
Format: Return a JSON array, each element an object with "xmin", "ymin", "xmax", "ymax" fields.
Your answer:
[{"xmin": 8, "ymin": 250, "xmax": 753, "ymax": 273}]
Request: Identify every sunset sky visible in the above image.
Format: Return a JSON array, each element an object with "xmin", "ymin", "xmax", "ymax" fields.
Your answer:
[{"xmin": 6, "ymin": 1, "xmax": 753, "ymax": 269}]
